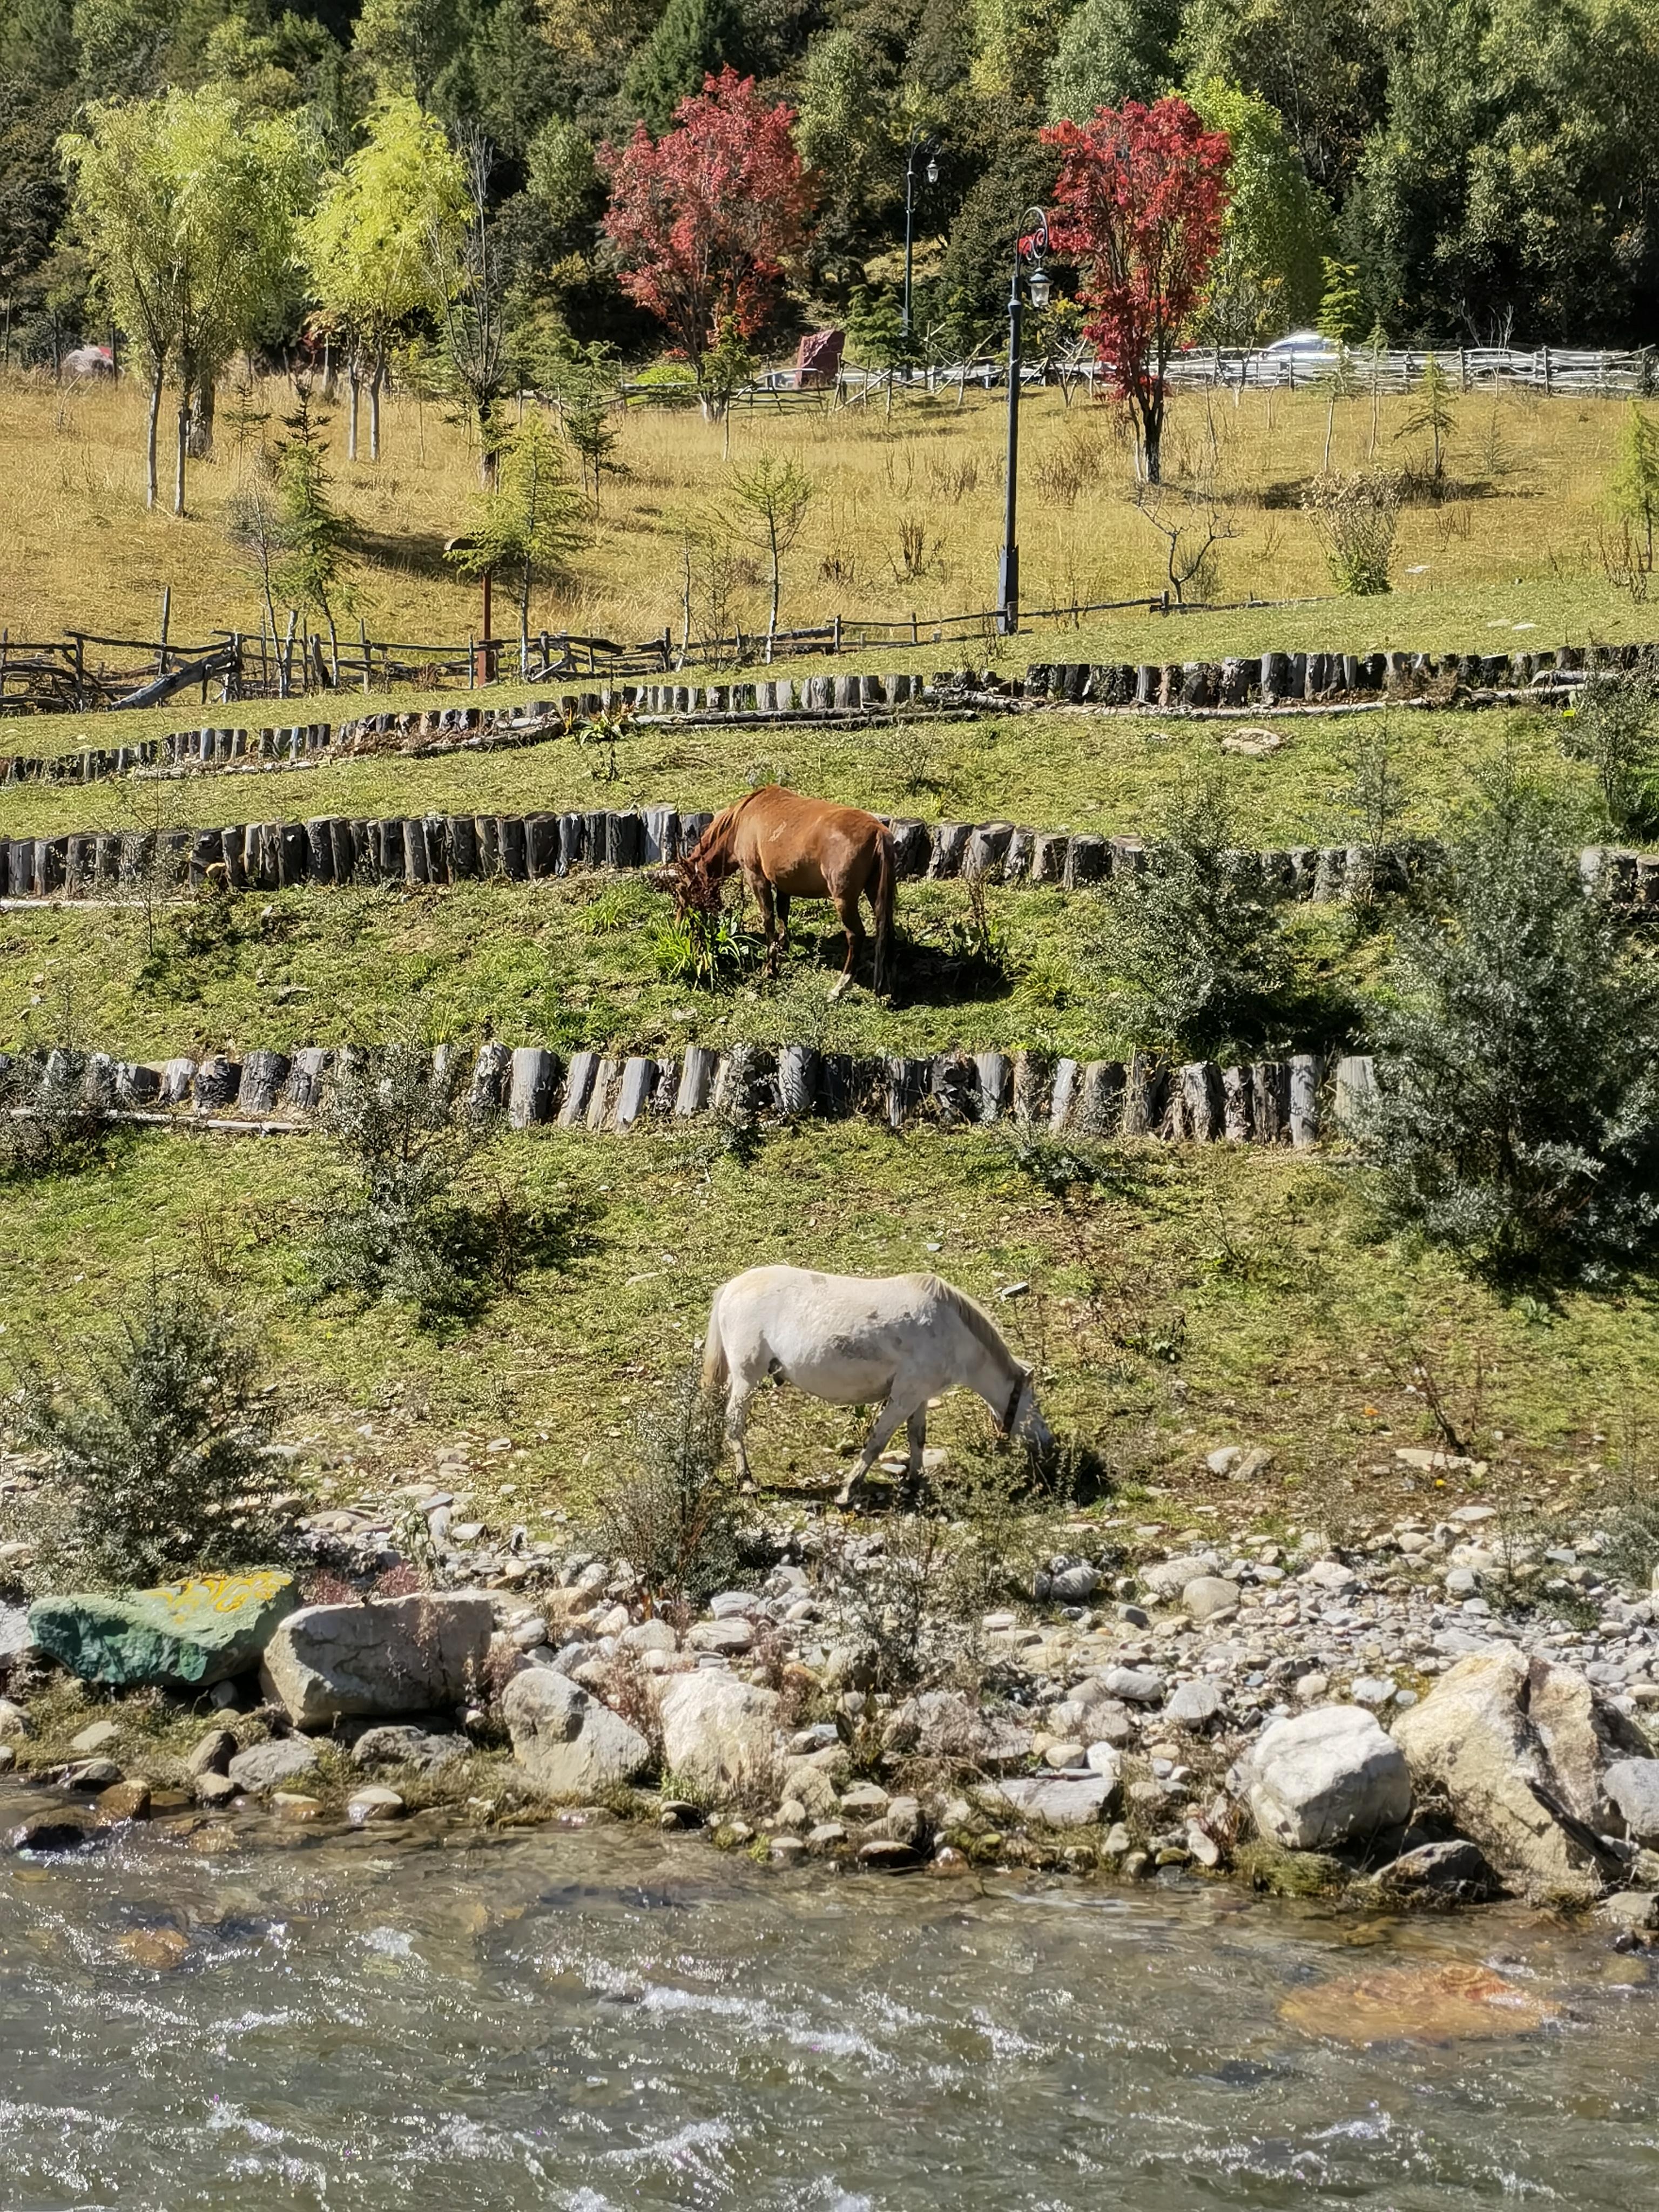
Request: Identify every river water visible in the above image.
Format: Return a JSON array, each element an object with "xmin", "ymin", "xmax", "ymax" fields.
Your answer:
[{"xmin": 3, "ymin": 1784, "xmax": 1657, "ymax": 2210}]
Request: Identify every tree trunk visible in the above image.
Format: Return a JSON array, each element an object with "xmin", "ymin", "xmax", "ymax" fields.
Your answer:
[
  {"xmin": 145, "ymin": 368, "xmax": 163, "ymax": 511},
  {"xmin": 187, "ymin": 373, "xmax": 215, "ymax": 460},
  {"xmin": 1142, "ymin": 391, "xmax": 1164, "ymax": 484},
  {"xmin": 347, "ymin": 361, "xmax": 360, "ymax": 463},
  {"xmin": 368, "ymin": 359, "xmax": 385, "ymax": 462},
  {"xmin": 520, "ymin": 562, "xmax": 531, "ymax": 676},
  {"xmin": 173, "ymin": 399, "xmax": 189, "ymax": 516}
]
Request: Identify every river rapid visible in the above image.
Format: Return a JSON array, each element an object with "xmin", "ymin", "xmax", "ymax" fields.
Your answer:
[{"xmin": 3, "ymin": 1781, "xmax": 1657, "ymax": 2211}]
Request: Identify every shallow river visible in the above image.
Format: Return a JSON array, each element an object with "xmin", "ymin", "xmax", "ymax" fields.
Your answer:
[{"xmin": 4, "ymin": 1784, "xmax": 1658, "ymax": 2210}]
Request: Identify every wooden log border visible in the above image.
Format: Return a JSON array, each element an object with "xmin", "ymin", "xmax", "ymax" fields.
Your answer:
[
  {"xmin": 2, "ymin": 1041, "xmax": 1380, "ymax": 1148},
  {"xmin": 2, "ymin": 639, "xmax": 1648, "ymax": 792},
  {"xmin": 6, "ymin": 804, "xmax": 1657, "ymax": 912}
]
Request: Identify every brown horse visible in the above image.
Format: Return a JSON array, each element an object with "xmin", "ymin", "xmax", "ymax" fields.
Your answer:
[{"xmin": 667, "ymin": 787, "xmax": 895, "ymax": 996}]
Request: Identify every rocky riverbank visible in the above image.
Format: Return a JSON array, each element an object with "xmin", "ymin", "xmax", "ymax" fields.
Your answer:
[{"xmin": 5, "ymin": 1487, "xmax": 1659, "ymax": 1932}]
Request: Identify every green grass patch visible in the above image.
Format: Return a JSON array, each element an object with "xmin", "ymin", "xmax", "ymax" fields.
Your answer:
[
  {"xmin": 0, "ymin": 702, "xmax": 1602, "ymax": 851},
  {"xmin": 0, "ymin": 1127, "xmax": 1648, "ymax": 1540}
]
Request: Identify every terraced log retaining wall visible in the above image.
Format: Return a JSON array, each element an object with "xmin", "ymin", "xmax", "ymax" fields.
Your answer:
[
  {"xmin": 4, "ymin": 638, "xmax": 1651, "ymax": 792},
  {"xmin": 3, "ymin": 1040, "xmax": 1377, "ymax": 1147},
  {"xmin": 8, "ymin": 802, "xmax": 1656, "ymax": 911}
]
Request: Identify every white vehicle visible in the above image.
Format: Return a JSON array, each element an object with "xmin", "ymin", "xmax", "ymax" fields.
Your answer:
[{"xmin": 1262, "ymin": 329, "xmax": 1339, "ymax": 360}]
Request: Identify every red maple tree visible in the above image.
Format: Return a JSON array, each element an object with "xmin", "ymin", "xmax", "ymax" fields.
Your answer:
[
  {"xmin": 601, "ymin": 68, "xmax": 814, "ymax": 412},
  {"xmin": 1041, "ymin": 99, "xmax": 1231, "ymax": 482}
]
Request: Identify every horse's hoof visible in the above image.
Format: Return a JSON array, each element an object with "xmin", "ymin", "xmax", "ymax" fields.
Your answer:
[
  {"xmin": 739, "ymin": 1478, "xmax": 758, "ymax": 1498},
  {"xmin": 833, "ymin": 1480, "xmax": 861, "ymax": 1509}
]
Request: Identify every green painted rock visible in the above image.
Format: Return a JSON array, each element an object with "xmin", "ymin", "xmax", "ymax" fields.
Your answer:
[{"xmin": 28, "ymin": 1573, "xmax": 299, "ymax": 1689}]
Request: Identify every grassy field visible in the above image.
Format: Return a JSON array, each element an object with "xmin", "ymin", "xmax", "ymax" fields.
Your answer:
[
  {"xmin": 0, "ymin": 700, "xmax": 1596, "ymax": 847},
  {"xmin": 3, "ymin": 368, "xmax": 1655, "ymax": 1563},
  {"xmin": 1, "ymin": 367, "xmax": 1651, "ymax": 703},
  {"xmin": 0, "ymin": 872, "xmax": 1380, "ymax": 1063},
  {"xmin": 0, "ymin": 1124, "xmax": 1649, "ymax": 1548}
]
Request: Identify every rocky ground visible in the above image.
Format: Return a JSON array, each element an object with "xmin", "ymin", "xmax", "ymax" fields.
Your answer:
[{"xmin": 5, "ymin": 1465, "xmax": 1659, "ymax": 1934}]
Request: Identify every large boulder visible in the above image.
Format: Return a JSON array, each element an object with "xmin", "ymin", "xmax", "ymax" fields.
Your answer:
[
  {"xmin": 1233, "ymin": 1704, "xmax": 1411, "ymax": 1851},
  {"xmin": 1390, "ymin": 1648, "xmax": 1646, "ymax": 1903},
  {"xmin": 260, "ymin": 1594, "xmax": 493, "ymax": 1725},
  {"xmin": 654, "ymin": 1671, "xmax": 779, "ymax": 1800},
  {"xmin": 27, "ymin": 1573, "xmax": 298, "ymax": 1690},
  {"xmin": 502, "ymin": 1670, "xmax": 652, "ymax": 1800},
  {"xmin": 1604, "ymin": 1758, "xmax": 1659, "ymax": 1847}
]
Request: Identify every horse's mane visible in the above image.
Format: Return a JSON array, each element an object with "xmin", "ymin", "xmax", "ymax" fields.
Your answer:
[
  {"xmin": 689, "ymin": 788, "xmax": 766, "ymax": 868},
  {"xmin": 930, "ymin": 1274, "xmax": 1021, "ymax": 1375}
]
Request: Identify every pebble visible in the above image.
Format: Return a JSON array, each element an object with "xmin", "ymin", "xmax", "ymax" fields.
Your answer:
[
  {"xmin": 70, "ymin": 1720, "xmax": 119, "ymax": 1756},
  {"xmin": 769, "ymin": 1835, "xmax": 806, "ymax": 1864},
  {"xmin": 1351, "ymin": 1676, "xmax": 1395, "ymax": 1707},
  {"xmin": 95, "ymin": 1779, "xmax": 152, "ymax": 1825},
  {"xmin": 0, "ymin": 1698, "xmax": 32, "ymax": 1742},
  {"xmin": 1165, "ymin": 1681, "xmax": 1224, "ymax": 1729},
  {"xmin": 62, "ymin": 1759, "xmax": 123, "ymax": 1790}
]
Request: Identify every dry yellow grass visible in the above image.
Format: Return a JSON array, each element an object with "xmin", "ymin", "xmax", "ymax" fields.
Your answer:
[{"xmin": 0, "ymin": 366, "xmax": 1649, "ymax": 666}]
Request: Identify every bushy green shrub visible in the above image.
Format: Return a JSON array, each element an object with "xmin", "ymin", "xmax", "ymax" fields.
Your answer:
[
  {"xmin": 11, "ymin": 1274, "xmax": 285, "ymax": 1591},
  {"xmin": 306, "ymin": 1042, "xmax": 498, "ymax": 1321},
  {"xmin": 1560, "ymin": 656, "xmax": 1659, "ymax": 839},
  {"xmin": 1103, "ymin": 773, "xmax": 1290, "ymax": 1055},
  {"xmin": 1361, "ymin": 764, "xmax": 1659, "ymax": 1282}
]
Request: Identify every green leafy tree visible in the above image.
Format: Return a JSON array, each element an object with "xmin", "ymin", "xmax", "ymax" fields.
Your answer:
[
  {"xmin": 301, "ymin": 94, "xmax": 469, "ymax": 464},
  {"xmin": 1608, "ymin": 401, "xmax": 1659, "ymax": 575},
  {"xmin": 1176, "ymin": 0, "xmax": 1386, "ymax": 197},
  {"xmin": 623, "ymin": 0, "xmax": 753, "ymax": 132},
  {"xmin": 525, "ymin": 116, "xmax": 602, "ymax": 237},
  {"xmin": 729, "ymin": 453, "xmax": 813, "ymax": 653},
  {"xmin": 971, "ymin": 0, "xmax": 1070, "ymax": 102},
  {"xmin": 1047, "ymin": 0, "xmax": 1181, "ymax": 122},
  {"xmin": 446, "ymin": 407, "xmax": 589, "ymax": 670},
  {"xmin": 1315, "ymin": 254, "xmax": 1364, "ymax": 343},
  {"xmin": 1188, "ymin": 78, "xmax": 1328, "ymax": 344},
  {"xmin": 60, "ymin": 87, "xmax": 314, "ymax": 514},
  {"xmin": 1361, "ymin": 763, "xmax": 1659, "ymax": 1283}
]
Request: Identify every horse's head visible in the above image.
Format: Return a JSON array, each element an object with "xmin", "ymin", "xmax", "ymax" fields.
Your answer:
[
  {"xmin": 660, "ymin": 853, "xmax": 723, "ymax": 920},
  {"xmin": 1002, "ymin": 1365, "xmax": 1054, "ymax": 1457}
]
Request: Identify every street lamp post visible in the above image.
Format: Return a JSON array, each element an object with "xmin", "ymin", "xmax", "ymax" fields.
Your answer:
[
  {"xmin": 997, "ymin": 206, "xmax": 1050, "ymax": 636},
  {"xmin": 901, "ymin": 135, "xmax": 940, "ymax": 346}
]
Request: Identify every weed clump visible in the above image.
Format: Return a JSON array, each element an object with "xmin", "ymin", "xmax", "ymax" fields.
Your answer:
[
  {"xmin": 1304, "ymin": 469, "xmax": 1401, "ymax": 596},
  {"xmin": 594, "ymin": 1370, "xmax": 745, "ymax": 1611},
  {"xmin": 9, "ymin": 1274, "xmax": 286, "ymax": 1592},
  {"xmin": 0, "ymin": 1049, "xmax": 112, "ymax": 1182},
  {"xmin": 1559, "ymin": 655, "xmax": 1659, "ymax": 840}
]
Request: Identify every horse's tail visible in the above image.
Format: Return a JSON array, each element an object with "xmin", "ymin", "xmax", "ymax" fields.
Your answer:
[
  {"xmin": 700, "ymin": 1287, "xmax": 730, "ymax": 1401},
  {"xmin": 870, "ymin": 826, "xmax": 896, "ymax": 996}
]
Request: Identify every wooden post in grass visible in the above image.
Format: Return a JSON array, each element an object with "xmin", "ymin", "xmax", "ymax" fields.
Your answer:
[{"xmin": 157, "ymin": 585, "xmax": 170, "ymax": 675}]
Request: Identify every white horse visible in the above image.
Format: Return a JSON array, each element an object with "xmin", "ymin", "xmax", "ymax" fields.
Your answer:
[{"xmin": 701, "ymin": 1265, "xmax": 1053, "ymax": 1503}]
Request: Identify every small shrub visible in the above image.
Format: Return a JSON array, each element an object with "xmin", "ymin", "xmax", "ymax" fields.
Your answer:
[
  {"xmin": 0, "ymin": 1049, "xmax": 111, "ymax": 1181},
  {"xmin": 594, "ymin": 1371, "xmax": 744, "ymax": 1611},
  {"xmin": 1304, "ymin": 469, "xmax": 1401, "ymax": 596},
  {"xmin": 10, "ymin": 1274, "xmax": 286, "ymax": 1592},
  {"xmin": 1559, "ymin": 656, "xmax": 1659, "ymax": 840},
  {"xmin": 818, "ymin": 1514, "xmax": 984, "ymax": 1695},
  {"xmin": 1360, "ymin": 763, "xmax": 1659, "ymax": 1282},
  {"xmin": 1102, "ymin": 773, "xmax": 1290, "ymax": 1056},
  {"xmin": 305, "ymin": 1042, "xmax": 500, "ymax": 1321},
  {"xmin": 652, "ymin": 904, "xmax": 758, "ymax": 988}
]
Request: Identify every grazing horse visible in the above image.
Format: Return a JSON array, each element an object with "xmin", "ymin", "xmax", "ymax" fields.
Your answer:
[
  {"xmin": 702, "ymin": 1265, "xmax": 1053, "ymax": 1502},
  {"xmin": 667, "ymin": 787, "xmax": 895, "ymax": 997}
]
